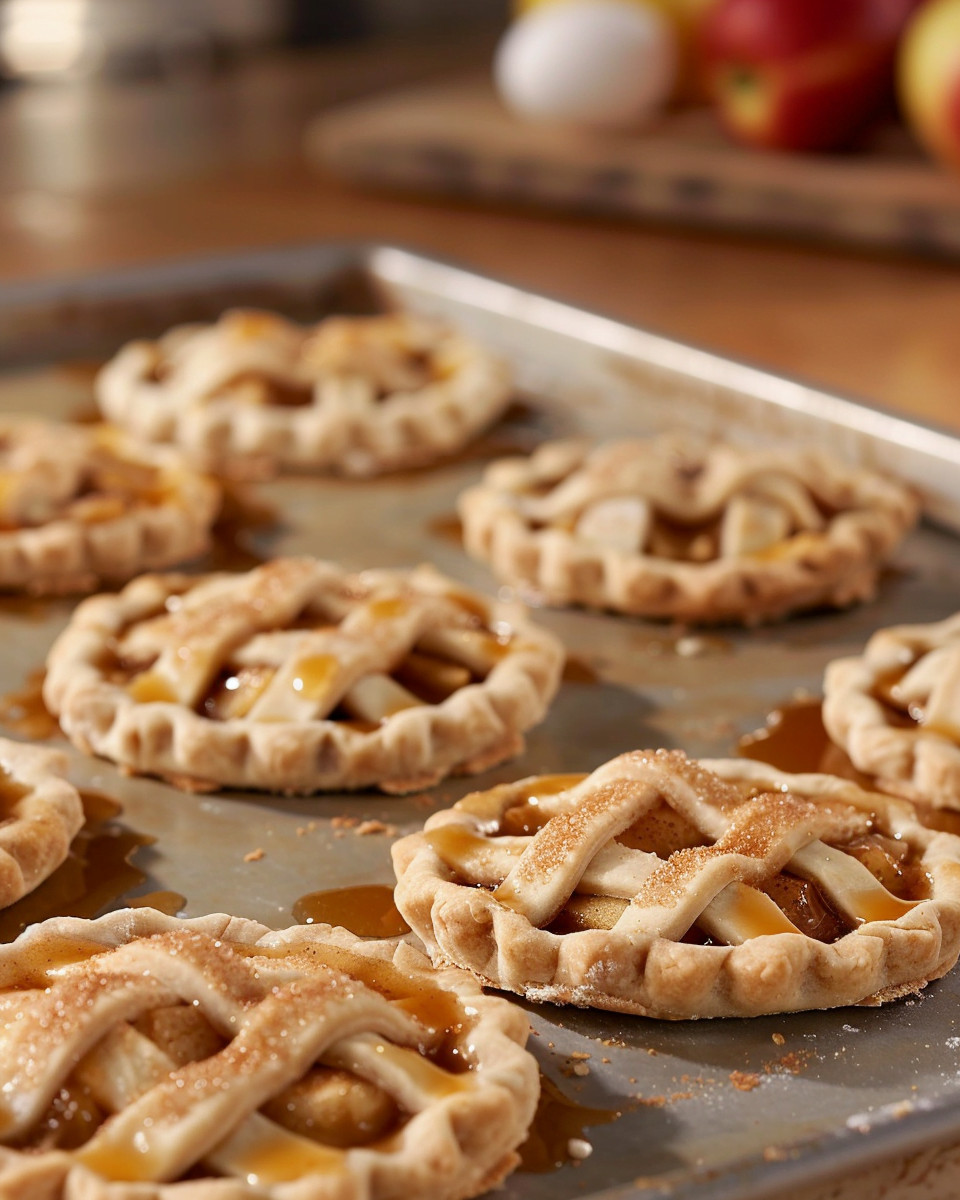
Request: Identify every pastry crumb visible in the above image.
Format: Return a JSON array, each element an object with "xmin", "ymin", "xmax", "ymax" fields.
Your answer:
[
  {"xmin": 243, "ymin": 848, "xmax": 265, "ymax": 863},
  {"xmin": 567, "ymin": 1138, "xmax": 593, "ymax": 1161},
  {"xmin": 569, "ymin": 1051, "xmax": 591, "ymax": 1061},
  {"xmin": 772, "ymin": 1032, "xmax": 785, "ymax": 1046},
  {"xmin": 572, "ymin": 1063, "xmax": 590, "ymax": 1077},
  {"xmin": 355, "ymin": 819, "xmax": 397, "ymax": 837},
  {"xmin": 331, "ymin": 816, "xmax": 360, "ymax": 830},
  {"xmin": 729, "ymin": 1070, "xmax": 761, "ymax": 1092}
]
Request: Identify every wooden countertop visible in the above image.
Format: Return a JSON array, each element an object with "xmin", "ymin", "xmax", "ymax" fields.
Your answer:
[
  {"xmin": 0, "ymin": 37, "xmax": 958, "ymax": 1200},
  {"xmin": 0, "ymin": 37, "xmax": 956, "ymax": 433}
]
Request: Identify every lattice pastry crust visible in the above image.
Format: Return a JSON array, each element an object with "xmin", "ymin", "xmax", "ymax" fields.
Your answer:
[
  {"xmin": 392, "ymin": 751, "xmax": 960, "ymax": 1018},
  {"xmin": 0, "ymin": 908, "xmax": 539, "ymax": 1200},
  {"xmin": 0, "ymin": 738, "xmax": 83, "ymax": 911},
  {"xmin": 43, "ymin": 557, "xmax": 564, "ymax": 795},
  {"xmin": 824, "ymin": 612, "xmax": 960, "ymax": 810},
  {"xmin": 458, "ymin": 436, "xmax": 918, "ymax": 624},
  {"xmin": 97, "ymin": 311, "xmax": 513, "ymax": 479},
  {"xmin": 0, "ymin": 418, "xmax": 220, "ymax": 594}
]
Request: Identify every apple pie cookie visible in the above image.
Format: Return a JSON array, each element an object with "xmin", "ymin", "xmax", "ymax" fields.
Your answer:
[
  {"xmin": 392, "ymin": 750, "xmax": 960, "ymax": 1018},
  {"xmin": 0, "ymin": 738, "xmax": 84, "ymax": 911},
  {"xmin": 0, "ymin": 418, "xmax": 219, "ymax": 594},
  {"xmin": 43, "ymin": 556, "xmax": 564, "ymax": 795},
  {"xmin": 824, "ymin": 611, "xmax": 960, "ymax": 810},
  {"xmin": 97, "ymin": 310, "xmax": 513, "ymax": 479},
  {"xmin": 0, "ymin": 908, "xmax": 539, "ymax": 1200},
  {"xmin": 458, "ymin": 436, "xmax": 918, "ymax": 624}
]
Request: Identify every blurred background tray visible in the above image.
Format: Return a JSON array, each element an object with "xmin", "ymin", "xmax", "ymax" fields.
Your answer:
[{"xmin": 310, "ymin": 78, "xmax": 960, "ymax": 260}]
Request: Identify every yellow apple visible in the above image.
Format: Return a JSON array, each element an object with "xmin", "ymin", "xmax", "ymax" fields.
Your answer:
[
  {"xmin": 899, "ymin": 0, "xmax": 960, "ymax": 172},
  {"xmin": 512, "ymin": 0, "xmax": 720, "ymax": 100}
]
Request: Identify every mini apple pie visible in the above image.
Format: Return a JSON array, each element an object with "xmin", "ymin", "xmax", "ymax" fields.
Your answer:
[
  {"xmin": 458, "ymin": 436, "xmax": 918, "ymax": 624},
  {"xmin": 43, "ymin": 556, "xmax": 564, "ymax": 795},
  {"xmin": 824, "ymin": 612, "xmax": 960, "ymax": 810},
  {"xmin": 0, "ymin": 418, "xmax": 220, "ymax": 594},
  {"xmin": 392, "ymin": 750, "xmax": 960, "ymax": 1018},
  {"xmin": 0, "ymin": 908, "xmax": 538, "ymax": 1199},
  {"xmin": 97, "ymin": 310, "xmax": 513, "ymax": 479},
  {"xmin": 0, "ymin": 738, "xmax": 84, "ymax": 911}
]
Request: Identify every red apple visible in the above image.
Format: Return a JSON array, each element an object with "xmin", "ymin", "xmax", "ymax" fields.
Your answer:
[
  {"xmin": 701, "ymin": 0, "xmax": 926, "ymax": 152},
  {"xmin": 899, "ymin": 0, "xmax": 960, "ymax": 172}
]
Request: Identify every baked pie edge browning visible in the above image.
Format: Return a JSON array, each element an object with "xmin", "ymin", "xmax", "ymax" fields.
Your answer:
[
  {"xmin": 96, "ymin": 312, "xmax": 514, "ymax": 480},
  {"xmin": 0, "ymin": 908, "xmax": 539, "ymax": 1200},
  {"xmin": 457, "ymin": 436, "xmax": 920, "ymax": 624},
  {"xmin": 823, "ymin": 612, "xmax": 960, "ymax": 810},
  {"xmin": 391, "ymin": 750, "xmax": 960, "ymax": 1019},
  {"xmin": 0, "ymin": 738, "xmax": 84, "ymax": 911},
  {"xmin": 0, "ymin": 418, "xmax": 221, "ymax": 595},
  {"xmin": 41, "ymin": 557, "xmax": 565, "ymax": 795}
]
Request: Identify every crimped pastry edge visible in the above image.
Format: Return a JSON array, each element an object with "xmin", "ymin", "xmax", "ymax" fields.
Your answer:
[
  {"xmin": 0, "ymin": 738, "xmax": 84, "ymax": 910},
  {"xmin": 823, "ymin": 613, "xmax": 960, "ymax": 811}
]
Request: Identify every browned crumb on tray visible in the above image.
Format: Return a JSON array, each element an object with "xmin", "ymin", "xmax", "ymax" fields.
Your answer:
[
  {"xmin": 729, "ymin": 1070, "xmax": 762, "ymax": 1092},
  {"xmin": 243, "ymin": 848, "xmax": 265, "ymax": 862}
]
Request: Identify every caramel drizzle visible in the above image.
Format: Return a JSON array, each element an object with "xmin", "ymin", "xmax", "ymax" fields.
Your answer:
[
  {"xmin": 119, "ymin": 561, "xmax": 516, "ymax": 729},
  {"xmin": 428, "ymin": 758, "xmax": 924, "ymax": 947},
  {"xmin": 0, "ymin": 930, "xmax": 477, "ymax": 1183}
]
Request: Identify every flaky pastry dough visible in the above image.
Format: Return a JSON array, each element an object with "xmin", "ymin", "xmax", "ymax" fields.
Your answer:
[
  {"xmin": 0, "ymin": 738, "xmax": 83, "ymax": 911},
  {"xmin": 97, "ymin": 311, "xmax": 512, "ymax": 479},
  {"xmin": 43, "ymin": 557, "xmax": 563, "ymax": 795},
  {"xmin": 0, "ymin": 418, "xmax": 219, "ymax": 594},
  {"xmin": 458, "ymin": 436, "xmax": 918, "ymax": 624},
  {"xmin": 393, "ymin": 751, "xmax": 960, "ymax": 1018},
  {"xmin": 824, "ymin": 611, "xmax": 960, "ymax": 810},
  {"xmin": 0, "ymin": 908, "xmax": 538, "ymax": 1200}
]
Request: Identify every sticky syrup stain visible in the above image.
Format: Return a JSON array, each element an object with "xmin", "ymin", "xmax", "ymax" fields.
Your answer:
[
  {"xmin": 205, "ymin": 482, "xmax": 282, "ymax": 573},
  {"xmin": 0, "ymin": 668, "xmax": 59, "ymax": 739},
  {"xmin": 737, "ymin": 698, "xmax": 868, "ymax": 781},
  {"xmin": 292, "ymin": 885, "xmax": 410, "ymax": 938},
  {"xmin": 129, "ymin": 890, "xmax": 186, "ymax": 915},
  {"xmin": 426, "ymin": 514, "xmax": 463, "ymax": 546},
  {"xmin": 0, "ymin": 594, "xmax": 67, "ymax": 621},
  {"xmin": 562, "ymin": 655, "xmax": 601, "ymax": 685},
  {"xmin": 0, "ymin": 790, "xmax": 154, "ymax": 942},
  {"xmin": 519, "ymin": 1075, "xmax": 624, "ymax": 1173}
]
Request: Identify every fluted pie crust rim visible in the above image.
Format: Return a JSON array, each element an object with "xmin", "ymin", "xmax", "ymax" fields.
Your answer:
[
  {"xmin": 42, "ymin": 557, "xmax": 564, "ymax": 796},
  {"xmin": 0, "ymin": 418, "xmax": 220, "ymax": 595},
  {"xmin": 392, "ymin": 751, "xmax": 960, "ymax": 1019},
  {"xmin": 824, "ymin": 611, "xmax": 960, "ymax": 810},
  {"xmin": 0, "ymin": 908, "xmax": 539, "ymax": 1200},
  {"xmin": 457, "ymin": 436, "xmax": 919, "ymax": 625},
  {"xmin": 96, "ymin": 311, "xmax": 513, "ymax": 480},
  {"xmin": 0, "ymin": 738, "xmax": 84, "ymax": 911}
]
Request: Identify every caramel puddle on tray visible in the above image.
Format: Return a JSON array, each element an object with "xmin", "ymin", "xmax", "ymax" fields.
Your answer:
[
  {"xmin": 426, "ymin": 513, "xmax": 463, "ymax": 546},
  {"xmin": 206, "ymin": 481, "xmax": 283, "ymax": 573},
  {"xmin": 129, "ymin": 890, "xmax": 186, "ymax": 915},
  {"xmin": 292, "ymin": 885, "xmax": 410, "ymax": 938},
  {"xmin": 0, "ymin": 668, "xmax": 59, "ymax": 740},
  {"xmin": 519, "ymin": 1075, "xmax": 624, "ymax": 1173},
  {"xmin": 0, "ymin": 790, "xmax": 155, "ymax": 942},
  {"xmin": 737, "ymin": 697, "xmax": 867, "ymax": 780},
  {"xmin": 562, "ymin": 655, "xmax": 601, "ymax": 685}
]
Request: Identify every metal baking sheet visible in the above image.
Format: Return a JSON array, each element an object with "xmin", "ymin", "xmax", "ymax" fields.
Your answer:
[{"xmin": 0, "ymin": 244, "xmax": 959, "ymax": 1200}]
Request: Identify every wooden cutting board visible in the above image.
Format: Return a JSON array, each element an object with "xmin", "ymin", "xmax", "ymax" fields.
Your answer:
[{"xmin": 308, "ymin": 76, "xmax": 960, "ymax": 259}]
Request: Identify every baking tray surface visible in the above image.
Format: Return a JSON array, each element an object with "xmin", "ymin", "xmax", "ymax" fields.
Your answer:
[{"xmin": 0, "ymin": 244, "xmax": 959, "ymax": 1200}]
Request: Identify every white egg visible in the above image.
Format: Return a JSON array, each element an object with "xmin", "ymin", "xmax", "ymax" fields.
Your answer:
[{"xmin": 495, "ymin": 0, "xmax": 678, "ymax": 129}]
